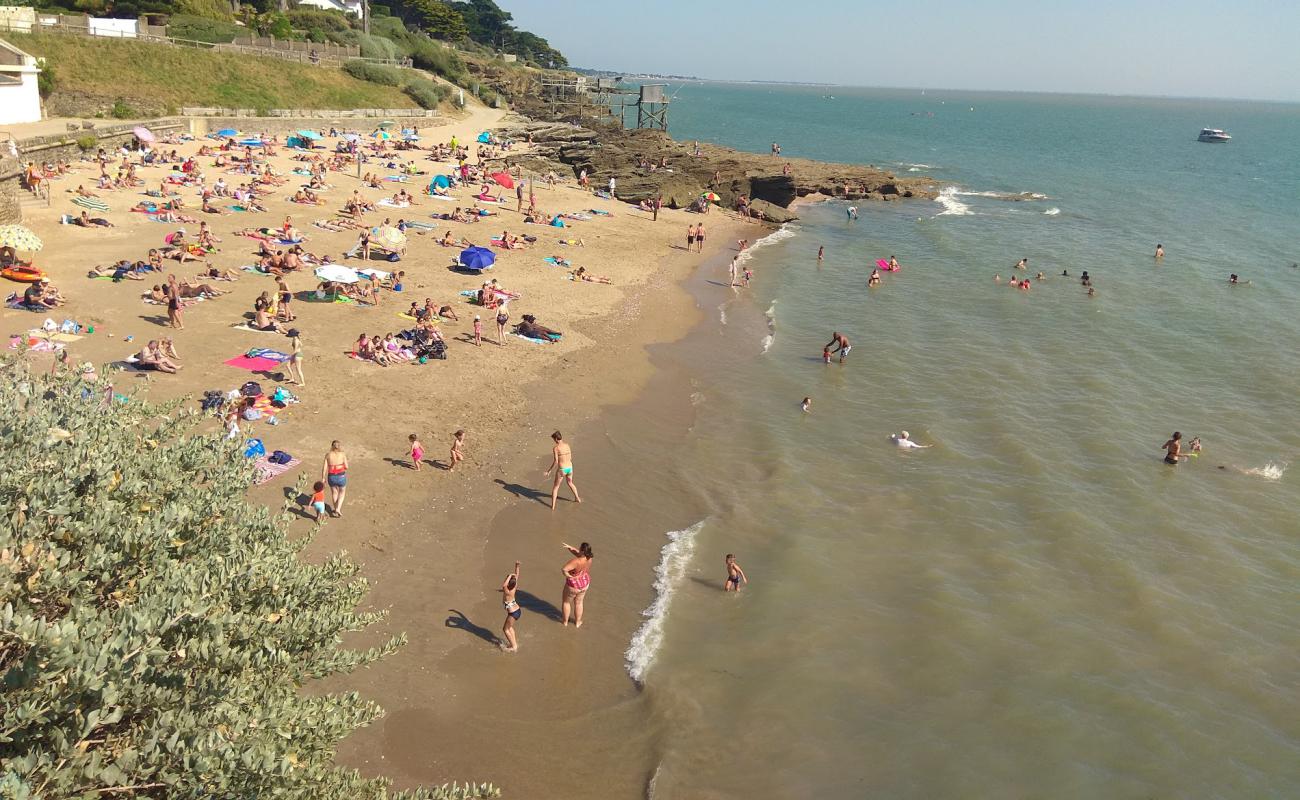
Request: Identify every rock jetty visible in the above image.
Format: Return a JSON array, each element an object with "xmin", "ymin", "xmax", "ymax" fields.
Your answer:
[{"xmin": 500, "ymin": 120, "xmax": 938, "ymax": 223}]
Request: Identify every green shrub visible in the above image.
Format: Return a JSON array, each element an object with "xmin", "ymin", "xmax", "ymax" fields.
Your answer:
[
  {"xmin": 343, "ymin": 59, "xmax": 404, "ymax": 86},
  {"xmin": 36, "ymin": 57, "xmax": 55, "ymax": 97},
  {"xmin": 287, "ymin": 8, "xmax": 355, "ymax": 33},
  {"xmin": 75, "ymin": 134, "xmax": 97, "ymax": 151},
  {"xmin": 167, "ymin": 13, "xmax": 243, "ymax": 44},
  {"xmin": 174, "ymin": 0, "xmax": 235, "ymax": 21},
  {"xmin": 408, "ymin": 39, "xmax": 464, "ymax": 82},
  {"xmin": 355, "ymin": 32, "xmax": 402, "ymax": 61},
  {"xmin": 110, "ymin": 98, "xmax": 135, "ymax": 118},
  {"xmin": 0, "ymin": 360, "xmax": 499, "ymax": 800},
  {"xmin": 403, "ymin": 77, "xmax": 447, "ymax": 109}
]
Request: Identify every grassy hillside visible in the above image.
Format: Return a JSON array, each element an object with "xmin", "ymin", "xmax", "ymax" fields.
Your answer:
[{"xmin": 9, "ymin": 33, "xmax": 417, "ymax": 116}]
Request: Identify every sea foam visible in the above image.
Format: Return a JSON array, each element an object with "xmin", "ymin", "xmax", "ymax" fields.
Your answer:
[
  {"xmin": 625, "ymin": 520, "xmax": 706, "ymax": 685},
  {"xmin": 1244, "ymin": 462, "xmax": 1287, "ymax": 481},
  {"xmin": 934, "ymin": 186, "xmax": 973, "ymax": 216},
  {"xmin": 734, "ymin": 224, "xmax": 799, "ymax": 269},
  {"xmin": 1043, "ymin": 207, "xmax": 1061, "ymax": 216}
]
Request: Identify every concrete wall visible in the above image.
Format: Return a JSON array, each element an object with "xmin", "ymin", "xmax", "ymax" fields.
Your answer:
[
  {"xmin": 87, "ymin": 17, "xmax": 137, "ymax": 38},
  {"xmin": 0, "ymin": 6, "xmax": 36, "ymax": 34},
  {"xmin": 187, "ymin": 115, "xmax": 433, "ymax": 137},
  {"xmin": 182, "ymin": 107, "xmax": 436, "ymax": 119},
  {"xmin": 0, "ymin": 72, "xmax": 42, "ymax": 125}
]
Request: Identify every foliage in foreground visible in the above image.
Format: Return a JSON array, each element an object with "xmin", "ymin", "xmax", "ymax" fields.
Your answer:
[{"xmin": 0, "ymin": 359, "xmax": 497, "ymax": 799}]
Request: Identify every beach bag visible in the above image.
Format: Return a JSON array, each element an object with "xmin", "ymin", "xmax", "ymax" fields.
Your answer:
[
  {"xmin": 243, "ymin": 438, "xmax": 265, "ymax": 458},
  {"xmin": 242, "ymin": 406, "xmax": 263, "ymax": 421},
  {"xmin": 272, "ymin": 387, "xmax": 289, "ymax": 404},
  {"xmin": 240, "ymin": 381, "xmax": 263, "ymax": 397},
  {"xmin": 268, "ymin": 449, "xmax": 292, "ymax": 465}
]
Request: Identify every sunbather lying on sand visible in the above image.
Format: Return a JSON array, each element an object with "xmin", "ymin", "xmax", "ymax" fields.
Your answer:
[{"xmin": 573, "ymin": 266, "xmax": 614, "ymax": 284}]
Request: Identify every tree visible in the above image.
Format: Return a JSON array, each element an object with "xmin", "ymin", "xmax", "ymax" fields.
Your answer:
[
  {"xmin": 449, "ymin": 0, "xmax": 510, "ymax": 47},
  {"xmin": 416, "ymin": 0, "xmax": 467, "ymax": 41},
  {"xmin": 0, "ymin": 357, "xmax": 497, "ymax": 800}
]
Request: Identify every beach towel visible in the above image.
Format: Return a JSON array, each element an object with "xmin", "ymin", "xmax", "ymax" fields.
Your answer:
[
  {"xmin": 72, "ymin": 196, "xmax": 110, "ymax": 212},
  {"xmin": 251, "ymin": 455, "xmax": 302, "ymax": 486},
  {"xmin": 347, "ymin": 349, "xmax": 416, "ymax": 365},
  {"xmin": 543, "ymin": 257, "xmax": 570, "ymax": 267},
  {"xmin": 510, "ymin": 332, "xmax": 551, "ymax": 345},
  {"xmin": 231, "ymin": 323, "xmax": 281, "ymax": 333},
  {"xmin": 5, "ymin": 294, "xmax": 37, "ymax": 311},
  {"xmin": 377, "ymin": 199, "xmax": 410, "ymax": 208},
  {"xmin": 593, "ymin": 190, "xmax": 612, "ymax": 199},
  {"xmin": 382, "ymin": 176, "xmax": 409, "ymax": 182},
  {"xmin": 403, "ymin": 220, "xmax": 437, "ymax": 230},
  {"xmin": 26, "ymin": 329, "xmax": 82, "ymax": 343},
  {"xmin": 224, "ymin": 355, "xmax": 281, "ymax": 372},
  {"xmin": 565, "ymin": 213, "xmax": 593, "ymax": 221},
  {"xmin": 426, "ymin": 194, "xmax": 456, "ymax": 201},
  {"xmin": 356, "ymin": 268, "xmax": 391, "ymax": 281},
  {"xmin": 245, "ymin": 348, "xmax": 290, "ymax": 362},
  {"xmin": 589, "ymin": 209, "xmax": 612, "ymax": 216},
  {"xmin": 8, "ymin": 335, "xmax": 66, "ymax": 352}
]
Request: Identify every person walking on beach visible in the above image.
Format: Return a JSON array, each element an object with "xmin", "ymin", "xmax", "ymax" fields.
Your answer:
[
  {"xmin": 449, "ymin": 429, "xmax": 465, "ymax": 470},
  {"xmin": 825, "ymin": 331, "xmax": 851, "ymax": 363},
  {"xmin": 724, "ymin": 554, "xmax": 748, "ymax": 592},
  {"xmin": 322, "ymin": 440, "xmax": 349, "ymax": 517},
  {"xmin": 285, "ymin": 328, "xmax": 305, "ymax": 386},
  {"xmin": 500, "ymin": 561, "xmax": 522, "ymax": 652},
  {"xmin": 686, "ymin": 224, "xmax": 696, "ymax": 252},
  {"xmin": 653, "ymin": 194, "xmax": 661, "ymax": 222},
  {"xmin": 545, "ymin": 430, "xmax": 581, "ymax": 509},
  {"xmin": 473, "ymin": 314, "xmax": 482, "ymax": 346},
  {"xmin": 495, "ymin": 304, "xmax": 509, "ymax": 346},
  {"xmin": 409, "ymin": 433, "xmax": 424, "ymax": 471},
  {"xmin": 560, "ymin": 542, "xmax": 593, "ymax": 627},
  {"xmin": 516, "ymin": 181, "xmax": 524, "ymax": 212},
  {"xmin": 696, "ymin": 223, "xmax": 706, "ymax": 253}
]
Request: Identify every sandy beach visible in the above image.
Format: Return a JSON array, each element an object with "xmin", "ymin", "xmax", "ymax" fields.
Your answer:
[{"xmin": 6, "ymin": 102, "xmax": 753, "ymax": 797}]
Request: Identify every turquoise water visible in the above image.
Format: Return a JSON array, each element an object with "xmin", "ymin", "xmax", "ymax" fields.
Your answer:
[{"xmin": 627, "ymin": 85, "xmax": 1300, "ymax": 797}]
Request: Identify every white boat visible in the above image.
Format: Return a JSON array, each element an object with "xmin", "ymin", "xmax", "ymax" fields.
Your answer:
[{"xmin": 1198, "ymin": 128, "xmax": 1231, "ymax": 143}]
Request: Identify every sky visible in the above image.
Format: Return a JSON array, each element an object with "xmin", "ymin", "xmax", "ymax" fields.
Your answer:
[{"xmin": 505, "ymin": 0, "xmax": 1300, "ymax": 102}]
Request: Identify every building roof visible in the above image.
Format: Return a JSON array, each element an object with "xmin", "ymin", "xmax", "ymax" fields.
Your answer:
[{"xmin": 0, "ymin": 38, "xmax": 39, "ymax": 71}]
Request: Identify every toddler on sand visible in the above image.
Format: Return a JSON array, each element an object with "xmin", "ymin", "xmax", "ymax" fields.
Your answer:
[
  {"xmin": 409, "ymin": 433, "xmax": 424, "ymax": 470},
  {"xmin": 309, "ymin": 481, "xmax": 327, "ymax": 523},
  {"xmin": 450, "ymin": 429, "xmax": 465, "ymax": 471}
]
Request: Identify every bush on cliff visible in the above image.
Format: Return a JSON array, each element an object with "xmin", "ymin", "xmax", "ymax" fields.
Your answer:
[
  {"xmin": 343, "ymin": 59, "xmax": 404, "ymax": 86},
  {"xmin": 0, "ymin": 358, "xmax": 497, "ymax": 800},
  {"xmin": 404, "ymin": 76, "xmax": 449, "ymax": 109}
]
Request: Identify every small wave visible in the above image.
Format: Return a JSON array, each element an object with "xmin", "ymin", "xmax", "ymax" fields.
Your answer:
[
  {"xmin": 625, "ymin": 520, "xmax": 706, "ymax": 684},
  {"xmin": 934, "ymin": 186, "xmax": 972, "ymax": 216},
  {"xmin": 1043, "ymin": 207, "xmax": 1061, "ymax": 216},
  {"xmin": 954, "ymin": 190, "xmax": 1049, "ymax": 201},
  {"xmin": 689, "ymin": 391, "xmax": 706, "ymax": 406},
  {"xmin": 760, "ymin": 334, "xmax": 774, "ymax": 353},
  {"xmin": 717, "ymin": 303, "xmax": 727, "ymax": 325},
  {"xmin": 902, "ymin": 162, "xmax": 933, "ymax": 169},
  {"xmin": 735, "ymin": 224, "xmax": 800, "ymax": 268},
  {"xmin": 1243, "ymin": 462, "xmax": 1287, "ymax": 481}
]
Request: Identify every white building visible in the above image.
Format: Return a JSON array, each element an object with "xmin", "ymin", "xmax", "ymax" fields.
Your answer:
[
  {"xmin": 294, "ymin": 0, "xmax": 364, "ymax": 18},
  {"xmin": 0, "ymin": 39, "xmax": 42, "ymax": 125}
]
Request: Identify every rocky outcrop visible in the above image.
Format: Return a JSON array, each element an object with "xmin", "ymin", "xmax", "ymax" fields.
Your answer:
[{"xmin": 501, "ymin": 120, "xmax": 937, "ymax": 219}]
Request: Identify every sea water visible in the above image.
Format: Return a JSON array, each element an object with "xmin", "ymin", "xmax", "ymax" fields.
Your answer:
[{"xmin": 618, "ymin": 85, "xmax": 1300, "ymax": 797}]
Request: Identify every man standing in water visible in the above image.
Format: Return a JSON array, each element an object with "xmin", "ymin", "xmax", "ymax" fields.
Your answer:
[
  {"xmin": 825, "ymin": 331, "xmax": 851, "ymax": 363},
  {"xmin": 1162, "ymin": 431, "xmax": 1190, "ymax": 465},
  {"xmin": 545, "ymin": 431, "xmax": 581, "ymax": 509}
]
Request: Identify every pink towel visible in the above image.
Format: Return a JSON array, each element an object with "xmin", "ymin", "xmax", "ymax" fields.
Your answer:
[
  {"xmin": 224, "ymin": 355, "xmax": 281, "ymax": 371},
  {"xmin": 251, "ymin": 456, "xmax": 302, "ymax": 485}
]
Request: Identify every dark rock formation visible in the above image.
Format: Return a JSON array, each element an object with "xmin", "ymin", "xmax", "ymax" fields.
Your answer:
[{"xmin": 501, "ymin": 120, "xmax": 937, "ymax": 220}]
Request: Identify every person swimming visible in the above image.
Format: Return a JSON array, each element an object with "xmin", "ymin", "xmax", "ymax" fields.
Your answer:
[
  {"xmin": 801, "ymin": 396, "xmax": 811, "ymax": 413},
  {"xmin": 890, "ymin": 431, "xmax": 930, "ymax": 449}
]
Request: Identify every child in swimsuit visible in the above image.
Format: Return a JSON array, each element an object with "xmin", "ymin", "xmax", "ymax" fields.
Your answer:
[
  {"xmin": 309, "ymin": 481, "xmax": 326, "ymax": 523},
  {"xmin": 500, "ymin": 561, "xmax": 521, "ymax": 652},
  {"xmin": 450, "ymin": 429, "xmax": 465, "ymax": 471},
  {"xmin": 409, "ymin": 433, "xmax": 424, "ymax": 471},
  {"xmin": 724, "ymin": 554, "xmax": 748, "ymax": 592}
]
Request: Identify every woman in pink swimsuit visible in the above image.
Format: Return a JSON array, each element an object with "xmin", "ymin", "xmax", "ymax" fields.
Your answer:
[{"xmin": 560, "ymin": 542, "xmax": 593, "ymax": 628}]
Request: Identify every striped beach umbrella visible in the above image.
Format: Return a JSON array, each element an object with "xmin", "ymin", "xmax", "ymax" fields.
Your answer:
[{"xmin": 0, "ymin": 224, "xmax": 43, "ymax": 251}]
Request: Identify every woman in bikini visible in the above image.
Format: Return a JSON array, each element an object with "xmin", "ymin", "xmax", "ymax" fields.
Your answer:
[
  {"xmin": 560, "ymin": 542, "xmax": 593, "ymax": 628},
  {"xmin": 322, "ymin": 441, "xmax": 349, "ymax": 516},
  {"xmin": 500, "ymin": 561, "xmax": 522, "ymax": 652}
]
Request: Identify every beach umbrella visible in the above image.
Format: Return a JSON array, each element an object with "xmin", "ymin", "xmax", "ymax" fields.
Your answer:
[
  {"xmin": 314, "ymin": 264, "xmax": 361, "ymax": 284},
  {"xmin": 432, "ymin": 174, "xmax": 450, "ymax": 189},
  {"xmin": 343, "ymin": 133, "xmax": 360, "ymax": 143},
  {"xmin": 378, "ymin": 120, "xmax": 395, "ymax": 128},
  {"xmin": 372, "ymin": 130, "xmax": 391, "ymax": 141},
  {"xmin": 238, "ymin": 138, "xmax": 263, "ymax": 147},
  {"xmin": 372, "ymin": 226, "xmax": 407, "ymax": 249},
  {"xmin": 476, "ymin": 131, "xmax": 491, "ymax": 143},
  {"xmin": 701, "ymin": 192, "xmax": 721, "ymax": 202},
  {"xmin": 458, "ymin": 246, "xmax": 495, "ymax": 271},
  {"xmin": 217, "ymin": 128, "xmax": 238, "ymax": 137},
  {"xmin": 490, "ymin": 171, "xmax": 514, "ymax": 189},
  {"xmin": 0, "ymin": 224, "xmax": 42, "ymax": 251},
  {"xmin": 133, "ymin": 126, "xmax": 155, "ymax": 143},
  {"xmin": 296, "ymin": 129, "xmax": 321, "ymax": 140}
]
